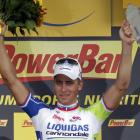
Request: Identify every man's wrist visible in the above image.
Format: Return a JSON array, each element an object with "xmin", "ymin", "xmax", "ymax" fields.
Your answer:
[
  {"xmin": 122, "ymin": 40, "xmax": 133, "ymax": 47},
  {"xmin": 0, "ymin": 34, "xmax": 4, "ymax": 38},
  {"xmin": 0, "ymin": 34, "xmax": 4, "ymax": 41},
  {"xmin": 0, "ymin": 34, "xmax": 4, "ymax": 37}
]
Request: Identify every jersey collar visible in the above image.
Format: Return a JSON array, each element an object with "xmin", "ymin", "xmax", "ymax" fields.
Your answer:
[{"xmin": 57, "ymin": 101, "xmax": 79, "ymax": 111}]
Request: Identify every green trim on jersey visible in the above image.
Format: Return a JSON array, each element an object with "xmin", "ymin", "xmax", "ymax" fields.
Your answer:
[{"xmin": 80, "ymin": 99, "xmax": 112, "ymax": 121}]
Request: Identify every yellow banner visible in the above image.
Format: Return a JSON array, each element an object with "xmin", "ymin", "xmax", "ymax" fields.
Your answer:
[
  {"xmin": 112, "ymin": 0, "xmax": 124, "ymax": 26},
  {"xmin": 4, "ymin": 41, "xmax": 138, "ymax": 80},
  {"xmin": 14, "ymin": 113, "xmax": 36, "ymax": 140},
  {"xmin": 5, "ymin": 0, "xmax": 111, "ymax": 37},
  {"xmin": 123, "ymin": 0, "xmax": 140, "ymax": 8}
]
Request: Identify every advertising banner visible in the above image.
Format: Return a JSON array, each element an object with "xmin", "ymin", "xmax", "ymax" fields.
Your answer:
[
  {"xmin": 0, "ymin": 40, "xmax": 140, "ymax": 140},
  {"xmin": 1, "ymin": 1, "xmax": 140, "ymax": 140},
  {"xmin": 112, "ymin": 0, "xmax": 123, "ymax": 26},
  {"xmin": 5, "ymin": 0, "xmax": 111, "ymax": 37},
  {"xmin": 123, "ymin": 0, "xmax": 140, "ymax": 8},
  {"xmin": 2, "ymin": 41, "xmax": 138, "ymax": 80}
]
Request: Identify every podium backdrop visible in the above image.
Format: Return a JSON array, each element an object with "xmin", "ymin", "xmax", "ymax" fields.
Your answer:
[{"xmin": 0, "ymin": 0, "xmax": 140, "ymax": 140}]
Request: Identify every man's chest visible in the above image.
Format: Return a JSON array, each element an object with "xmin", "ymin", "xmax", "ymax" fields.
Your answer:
[{"xmin": 36, "ymin": 109, "xmax": 99, "ymax": 139}]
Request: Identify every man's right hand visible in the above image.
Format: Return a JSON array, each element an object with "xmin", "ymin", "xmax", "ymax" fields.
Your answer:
[{"xmin": 119, "ymin": 20, "xmax": 135, "ymax": 46}]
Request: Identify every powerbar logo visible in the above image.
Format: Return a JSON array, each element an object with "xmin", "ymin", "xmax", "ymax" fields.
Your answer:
[
  {"xmin": 0, "ymin": 120, "xmax": 8, "ymax": 127},
  {"xmin": 108, "ymin": 119, "xmax": 135, "ymax": 127},
  {"xmin": 22, "ymin": 119, "xmax": 33, "ymax": 127},
  {"xmin": 5, "ymin": 43, "xmax": 121, "ymax": 79}
]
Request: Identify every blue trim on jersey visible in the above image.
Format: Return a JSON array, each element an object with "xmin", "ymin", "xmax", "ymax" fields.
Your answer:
[
  {"xmin": 21, "ymin": 93, "xmax": 50, "ymax": 117},
  {"xmin": 36, "ymin": 131, "xmax": 43, "ymax": 140}
]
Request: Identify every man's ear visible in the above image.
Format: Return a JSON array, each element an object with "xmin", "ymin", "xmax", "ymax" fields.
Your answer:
[{"xmin": 78, "ymin": 80, "xmax": 83, "ymax": 91}]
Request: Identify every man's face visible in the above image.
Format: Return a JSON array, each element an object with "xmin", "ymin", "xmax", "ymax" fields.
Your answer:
[{"xmin": 54, "ymin": 74, "xmax": 83, "ymax": 105}]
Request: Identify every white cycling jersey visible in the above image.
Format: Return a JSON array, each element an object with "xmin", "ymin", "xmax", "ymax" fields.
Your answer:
[{"xmin": 20, "ymin": 93, "xmax": 112, "ymax": 140}]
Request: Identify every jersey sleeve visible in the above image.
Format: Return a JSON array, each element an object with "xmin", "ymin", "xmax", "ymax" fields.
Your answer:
[
  {"xmin": 19, "ymin": 93, "xmax": 49, "ymax": 118},
  {"xmin": 87, "ymin": 98, "xmax": 113, "ymax": 122}
]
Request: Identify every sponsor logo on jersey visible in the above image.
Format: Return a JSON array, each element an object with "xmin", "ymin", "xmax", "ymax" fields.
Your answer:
[
  {"xmin": 70, "ymin": 116, "xmax": 81, "ymax": 122},
  {"xmin": 52, "ymin": 114, "xmax": 64, "ymax": 122},
  {"xmin": 108, "ymin": 119, "xmax": 135, "ymax": 127},
  {"xmin": 46, "ymin": 122, "xmax": 89, "ymax": 138},
  {"xmin": 47, "ymin": 122, "xmax": 89, "ymax": 131},
  {"xmin": 0, "ymin": 119, "xmax": 8, "ymax": 127},
  {"xmin": 46, "ymin": 131, "xmax": 89, "ymax": 138}
]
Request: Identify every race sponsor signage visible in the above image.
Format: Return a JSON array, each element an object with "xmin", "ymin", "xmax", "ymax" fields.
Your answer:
[
  {"xmin": 1, "ymin": 41, "xmax": 138, "ymax": 81},
  {"xmin": 0, "ymin": 120, "xmax": 8, "ymax": 127},
  {"xmin": 108, "ymin": 119, "xmax": 135, "ymax": 127}
]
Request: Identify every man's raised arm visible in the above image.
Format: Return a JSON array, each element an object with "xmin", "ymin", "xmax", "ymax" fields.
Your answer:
[
  {"xmin": 103, "ymin": 20, "xmax": 135, "ymax": 110},
  {"xmin": 0, "ymin": 22, "xmax": 29, "ymax": 105}
]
